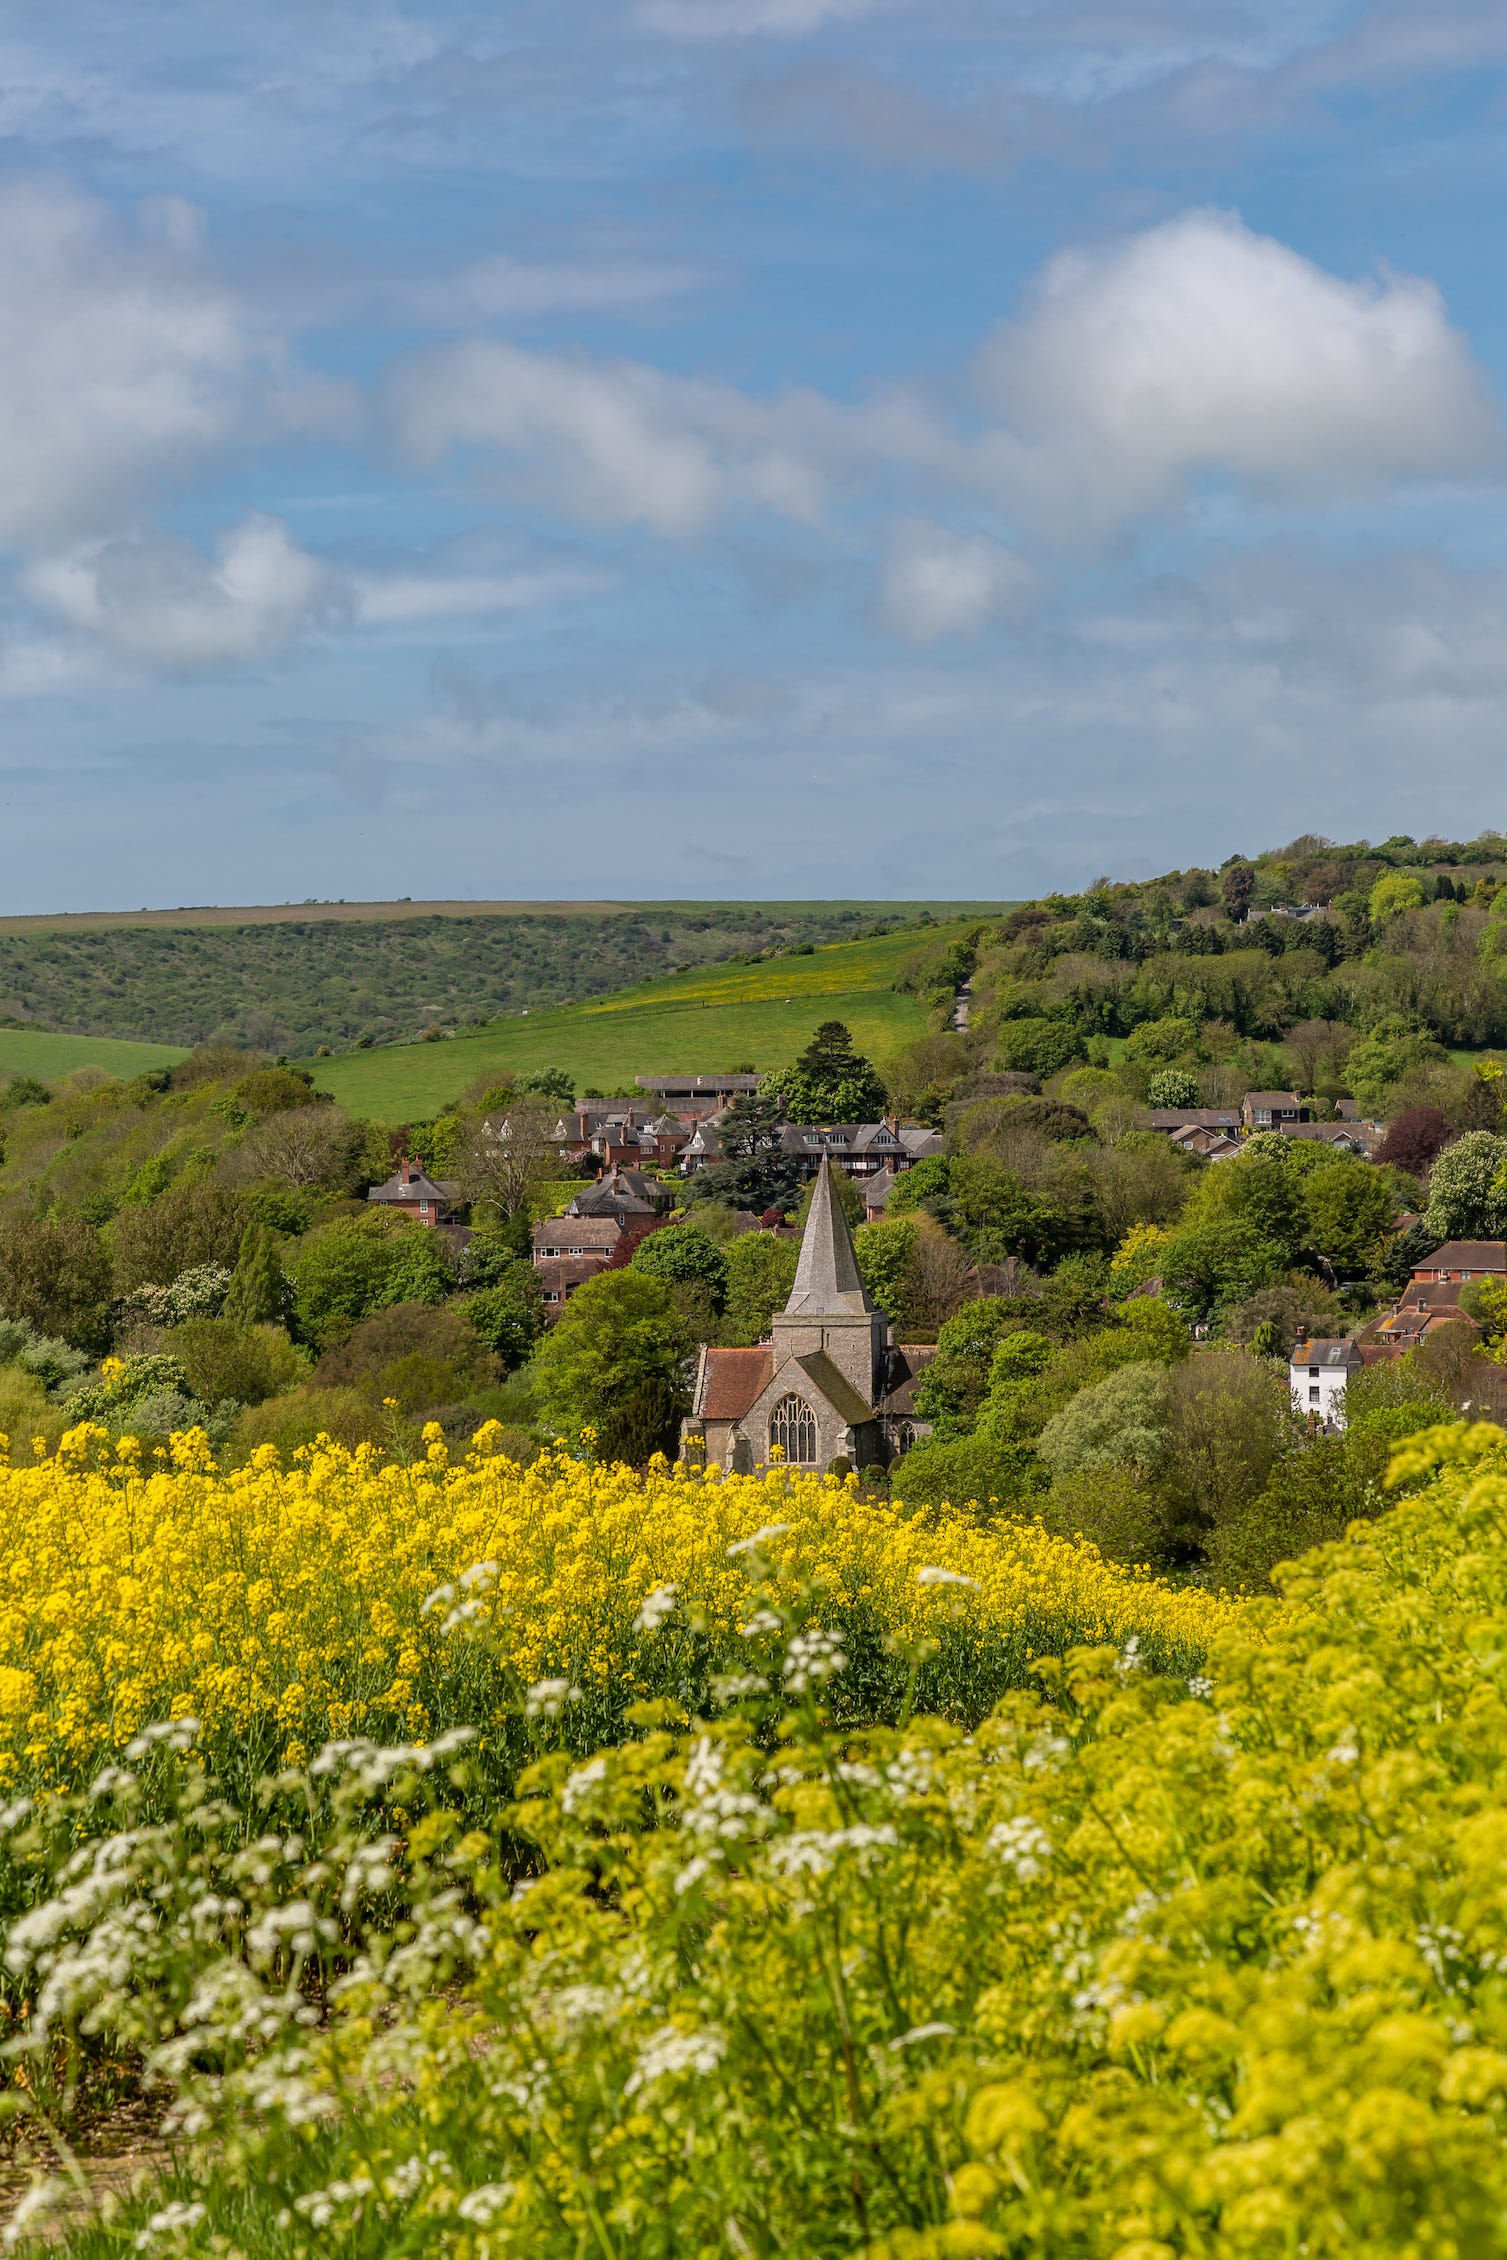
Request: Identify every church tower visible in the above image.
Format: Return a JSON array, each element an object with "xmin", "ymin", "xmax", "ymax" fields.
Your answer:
[{"xmin": 769, "ymin": 1156, "xmax": 887, "ymax": 1404}]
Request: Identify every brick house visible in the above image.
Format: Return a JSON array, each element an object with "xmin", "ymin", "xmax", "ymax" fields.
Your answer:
[
  {"xmin": 1411, "ymin": 1241, "xmax": 1507, "ymax": 1284},
  {"xmin": 367, "ymin": 1157, "xmax": 458, "ymax": 1226},
  {"xmin": 1242, "ymin": 1090, "xmax": 1303, "ymax": 1130}
]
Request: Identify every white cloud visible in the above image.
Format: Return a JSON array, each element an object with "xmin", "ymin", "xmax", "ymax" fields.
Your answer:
[
  {"xmin": 27, "ymin": 516, "xmax": 338, "ymax": 669},
  {"xmin": 353, "ymin": 564, "xmax": 611, "ymax": 627},
  {"xmin": 391, "ymin": 339, "xmax": 939, "ymax": 536},
  {"xmin": 881, "ymin": 521, "xmax": 1036, "ymax": 640},
  {"xmin": 977, "ymin": 209, "xmax": 1500, "ymax": 533},
  {"xmin": 0, "ymin": 179, "xmax": 329, "ymax": 549},
  {"xmin": 637, "ymin": 0, "xmax": 902, "ymax": 38}
]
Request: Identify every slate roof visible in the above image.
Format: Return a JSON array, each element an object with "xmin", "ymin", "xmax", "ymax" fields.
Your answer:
[
  {"xmin": 793, "ymin": 1349, "xmax": 875, "ymax": 1426},
  {"xmin": 1290, "ymin": 1339, "xmax": 1363, "ymax": 1370},
  {"xmin": 876, "ymin": 1345, "xmax": 937, "ymax": 1417},
  {"xmin": 783, "ymin": 1159, "xmax": 873, "ymax": 1319},
  {"xmin": 1150, "ymin": 1108, "xmax": 1240, "ymax": 1130},
  {"xmin": 1413, "ymin": 1241, "xmax": 1507, "ymax": 1273}
]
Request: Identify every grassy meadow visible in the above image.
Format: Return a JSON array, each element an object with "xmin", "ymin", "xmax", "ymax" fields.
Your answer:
[
  {"xmin": 305, "ymin": 920, "xmax": 977, "ymax": 1116},
  {"xmin": 0, "ymin": 1028, "xmax": 187, "ymax": 1080}
]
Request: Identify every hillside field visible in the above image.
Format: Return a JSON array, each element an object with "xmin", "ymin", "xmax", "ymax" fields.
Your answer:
[
  {"xmin": 0, "ymin": 1027, "xmax": 187, "ymax": 1080},
  {"xmin": 305, "ymin": 922, "xmax": 970, "ymax": 1117}
]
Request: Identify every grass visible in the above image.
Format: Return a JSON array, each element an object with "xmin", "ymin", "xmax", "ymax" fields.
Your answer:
[
  {"xmin": 306, "ymin": 922, "xmax": 969, "ymax": 1119},
  {"xmin": 0, "ymin": 1028, "xmax": 187, "ymax": 1080}
]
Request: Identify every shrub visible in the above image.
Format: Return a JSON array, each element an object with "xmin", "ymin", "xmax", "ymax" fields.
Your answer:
[
  {"xmin": 993, "ymin": 1016, "xmax": 1087, "ymax": 1079},
  {"xmin": 167, "ymin": 1319, "xmax": 309, "ymax": 1407},
  {"xmin": 630, "ymin": 1220, "xmax": 730, "ymax": 1310}
]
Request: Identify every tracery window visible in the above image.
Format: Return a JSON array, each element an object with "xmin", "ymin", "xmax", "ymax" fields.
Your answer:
[{"xmin": 769, "ymin": 1394, "xmax": 818, "ymax": 1465}]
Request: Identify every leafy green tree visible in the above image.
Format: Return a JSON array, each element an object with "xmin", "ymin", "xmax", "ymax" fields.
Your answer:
[
  {"xmin": 460, "ymin": 1263, "xmax": 545, "ymax": 1369},
  {"xmin": 531, "ymin": 1270, "xmax": 690, "ymax": 1463},
  {"xmin": 1303, "ymin": 1156, "xmax": 1395, "ymax": 1272},
  {"xmin": 766, "ymin": 1022, "xmax": 889, "ymax": 1126},
  {"xmin": 992, "ymin": 1018, "xmax": 1086, "ymax": 1079},
  {"xmin": 852, "ymin": 1218, "xmax": 918, "ymax": 1328},
  {"xmin": 1184, "ymin": 1154, "xmax": 1306, "ymax": 1261},
  {"xmin": 1369, "ymin": 871, "xmax": 1425, "ymax": 922},
  {"xmin": 1037, "ymin": 1362, "xmax": 1171, "ymax": 1480},
  {"xmin": 314, "ymin": 1301, "xmax": 498, "ymax": 1412},
  {"xmin": 383, "ymin": 1229, "xmax": 458, "ymax": 1307},
  {"xmin": 631, "ymin": 1222, "xmax": 730, "ymax": 1312},
  {"xmin": 1146, "ymin": 1068, "xmax": 1200, "ymax": 1109},
  {"xmin": 723, "ymin": 1233, "xmax": 799, "ymax": 1344},
  {"xmin": 1158, "ymin": 1218, "xmax": 1289, "ymax": 1322},
  {"xmin": 109, "ymin": 1181, "xmax": 251, "ymax": 1294},
  {"xmin": 944, "ymin": 1154, "xmax": 1088, "ymax": 1269},
  {"xmin": 1123, "ymin": 1016, "xmax": 1203, "ymax": 1066},
  {"xmin": 1424, "ymin": 1131, "xmax": 1507, "ymax": 1239},
  {"xmin": 0, "ymin": 1212, "xmax": 114, "ymax": 1353},
  {"xmin": 222, "ymin": 1221, "xmax": 291, "ymax": 1327},
  {"xmin": 913, "ymin": 1298, "xmax": 1030, "ymax": 1433},
  {"xmin": 691, "ymin": 1093, "xmax": 803, "ymax": 1215},
  {"xmin": 887, "ymin": 1429, "xmax": 1041, "ymax": 1516},
  {"xmin": 517, "ymin": 1069, "xmax": 575, "ymax": 1107},
  {"xmin": 167, "ymin": 1319, "xmax": 308, "ymax": 1407},
  {"xmin": 1220, "ymin": 860, "xmax": 1255, "ymax": 920},
  {"xmin": 885, "ymin": 1156, "xmax": 951, "ymax": 1216},
  {"xmin": 1343, "ymin": 1018, "xmax": 1448, "ymax": 1114},
  {"xmin": 285, "ymin": 1215, "xmax": 451, "ymax": 1350}
]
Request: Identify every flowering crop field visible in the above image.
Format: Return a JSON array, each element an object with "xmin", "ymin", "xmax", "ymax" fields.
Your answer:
[
  {"xmin": 0, "ymin": 1422, "xmax": 1236, "ymax": 1802},
  {"xmin": 7, "ymin": 1422, "xmax": 1507, "ymax": 2257}
]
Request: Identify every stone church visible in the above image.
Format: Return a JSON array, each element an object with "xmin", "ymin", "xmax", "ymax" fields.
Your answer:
[{"xmin": 683, "ymin": 1158, "xmax": 936, "ymax": 1473}]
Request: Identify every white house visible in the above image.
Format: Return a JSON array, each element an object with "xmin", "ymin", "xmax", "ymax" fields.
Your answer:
[{"xmin": 1289, "ymin": 1337, "xmax": 1363, "ymax": 1429}]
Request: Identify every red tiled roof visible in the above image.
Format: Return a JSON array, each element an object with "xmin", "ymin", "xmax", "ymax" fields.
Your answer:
[{"xmin": 698, "ymin": 1347, "xmax": 774, "ymax": 1421}]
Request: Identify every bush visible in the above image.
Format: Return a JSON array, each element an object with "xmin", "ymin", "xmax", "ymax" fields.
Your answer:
[
  {"xmin": 1037, "ymin": 1361, "xmax": 1170, "ymax": 1479},
  {"xmin": 993, "ymin": 1016, "xmax": 1087, "ymax": 1079},
  {"xmin": 630, "ymin": 1220, "xmax": 730, "ymax": 1310},
  {"xmin": 108, "ymin": 1180, "xmax": 250, "ymax": 1294},
  {"xmin": 0, "ymin": 1212, "xmax": 114, "ymax": 1354},
  {"xmin": 167, "ymin": 1319, "xmax": 309, "ymax": 1407},
  {"xmin": 314, "ymin": 1302, "xmax": 498, "ymax": 1409},
  {"xmin": 886, "ymin": 1428, "xmax": 1044, "ymax": 1514},
  {"xmin": 228, "ymin": 1384, "xmax": 389, "ymax": 1462}
]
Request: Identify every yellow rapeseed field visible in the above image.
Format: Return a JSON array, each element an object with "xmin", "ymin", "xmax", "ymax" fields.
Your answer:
[{"xmin": 0, "ymin": 1420, "xmax": 1242, "ymax": 1791}]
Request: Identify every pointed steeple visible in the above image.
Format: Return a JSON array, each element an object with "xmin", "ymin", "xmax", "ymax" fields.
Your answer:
[{"xmin": 783, "ymin": 1157, "xmax": 873, "ymax": 1318}]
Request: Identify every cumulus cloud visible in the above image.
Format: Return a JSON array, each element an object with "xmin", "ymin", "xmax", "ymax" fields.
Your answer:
[
  {"xmin": 881, "ymin": 521, "xmax": 1036, "ymax": 640},
  {"xmin": 27, "ymin": 516, "xmax": 339, "ymax": 669},
  {"xmin": 0, "ymin": 179, "xmax": 329, "ymax": 549},
  {"xmin": 390, "ymin": 339, "xmax": 940, "ymax": 536},
  {"xmin": 977, "ymin": 209, "xmax": 1500, "ymax": 532}
]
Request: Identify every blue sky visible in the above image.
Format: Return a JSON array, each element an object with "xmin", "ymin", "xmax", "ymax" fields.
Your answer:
[{"xmin": 3, "ymin": 1, "xmax": 1507, "ymax": 909}]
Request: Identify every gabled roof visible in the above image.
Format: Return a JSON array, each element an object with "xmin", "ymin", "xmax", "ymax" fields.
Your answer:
[
  {"xmin": 369, "ymin": 1162, "xmax": 450, "ymax": 1205},
  {"xmin": 793, "ymin": 1349, "xmax": 875, "ymax": 1425},
  {"xmin": 862, "ymin": 1167, "xmax": 898, "ymax": 1210},
  {"xmin": 783, "ymin": 1158, "xmax": 872, "ymax": 1319},
  {"xmin": 1245, "ymin": 1090, "xmax": 1301, "ymax": 1108},
  {"xmin": 1150, "ymin": 1108, "xmax": 1240, "ymax": 1129},
  {"xmin": 533, "ymin": 1217, "xmax": 620, "ymax": 1253},
  {"xmin": 1413, "ymin": 1241, "xmax": 1507, "ymax": 1272},
  {"xmin": 696, "ymin": 1347, "xmax": 775, "ymax": 1421},
  {"xmin": 1291, "ymin": 1338, "xmax": 1363, "ymax": 1370},
  {"xmin": 876, "ymin": 1344, "xmax": 937, "ymax": 1416}
]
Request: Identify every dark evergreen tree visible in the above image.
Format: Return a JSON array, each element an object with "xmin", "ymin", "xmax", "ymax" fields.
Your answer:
[
  {"xmin": 766, "ymin": 1021, "xmax": 889, "ymax": 1125},
  {"xmin": 691, "ymin": 1092, "xmax": 804, "ymax": 1214},
  {"xmin": 222, "ymin": 1222, "xmax": 291, "ymax": 1327}
]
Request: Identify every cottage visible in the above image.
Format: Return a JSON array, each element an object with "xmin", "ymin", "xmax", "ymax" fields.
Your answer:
[
  {"xmin": 1281, "ymin": 1122, "xmax": 1375, "ymax": 1155},
  {"xmin": 1289, "ymin": 1337, "xmax": 1363, "ymax": 1428},
  {"xmin": 1149, "ymin": 1108, "xmax": 1241, "ymax": 1135},
  {"xmin": 367, "ymin": 1157, "xmax": 457, "ymax": 1226},
  {"xmin": 1242, "ymin": 1090, "xmax": 1303, "ymax": 1130},
  {"xmin": 683, "ymin": 1158, "xmax": 936, "ymax": 1472}
]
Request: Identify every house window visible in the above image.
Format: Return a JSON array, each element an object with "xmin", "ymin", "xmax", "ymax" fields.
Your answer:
[
  {"xmin": 544, "ymin": 1291, "xmax": 559, "ymax": 1303},
  {"xmin": 769, "ymin": 1395, "xmax": 819, "ymax": 1466},
  {"xmin": 1309, "ymin": 1386, "xmax": 1320, "ymax": 1403}
]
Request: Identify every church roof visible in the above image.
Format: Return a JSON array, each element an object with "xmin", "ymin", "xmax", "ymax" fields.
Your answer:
[
  {"xmin": 783, "ymin": 1158, "xmax": 873, "ymax": 1319},
  {"xmin": 793, "ymin": 1350, "xmax": 874, "ymax": 1425},
  {"xmin": 696, "ymin": 1347, "xmax": 774, "ymax": 1420}
]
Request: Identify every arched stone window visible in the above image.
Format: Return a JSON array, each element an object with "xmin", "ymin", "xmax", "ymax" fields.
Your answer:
[
  {"xmin": 891, "ymin": 1418, "xmax": 915, "ymax": 1455},
  {"xmin": 769, "ymin": 1394, "xmax": 818, "ymax": 1465}
]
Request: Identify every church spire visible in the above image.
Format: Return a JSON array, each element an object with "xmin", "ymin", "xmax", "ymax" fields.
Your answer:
[{"xmin": 783, "ymin": 1156, "xmax": 873, "ymax": 1318}]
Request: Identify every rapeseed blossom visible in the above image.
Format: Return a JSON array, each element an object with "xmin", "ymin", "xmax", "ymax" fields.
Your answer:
[{"xmin": 0, "ymin": 1419, "xmax": 1238, "ymax": 1792}]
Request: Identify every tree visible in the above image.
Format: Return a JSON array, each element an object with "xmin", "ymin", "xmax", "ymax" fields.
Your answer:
[
  {"xmin": 0, "ymin": 1212, "xmax": 114, "ymax": 1353},
  {"xmin": 1343, "ymin": 1019, "xmax": 1448, "ymax": 1114},
  {"xmin": 1160, "ymin": 1350, "xmax": 1289, "ymax": 1555},
  {"xmin": 517, "ymin": 1069, "xmax": 575, "ymax": 1108},
  {"xmin": 1123, "ymin": 1017, "xmax": 1202, "ymax": 1067},
  {"xmin": 852, "ymin": 1218, "xmax": 918, "ymax": 1328},
  {"xmin": 692, "ymin": 1093, "xmax": 804, "ymax": 1215},
  {"xmin": 222, "ymin": 1222, "xmax": 291, "ymax": 1327},
  {"xmin": 631, "ymin": 1221, "xmax": 730, "ymax": 1312},
  {"xmin": 766, "ymin": 1022, "xmax": 889, "ymax": 1126},
  {"xmin": 882, "ymin": 1033, "xmax": 969, "ymax": 1128},
  {"xmin": 167, "ymin": 1319, "xmax": 308, "ymax": 1407},
  {"xmin": 231, "ymin": 1106, "xmax": 369, "ymax": 1193},
  {"xmin": 1146, "ymin": 1068, "xmax": 1200, "ymax": 1109},
  {"xmin": 913, "ymin": 1298, "xmax": 1032, "ymax": 1433},
  {"xmin": 1302, "ymin": 1156, "xmax": 1395, "ymax": 1273},
  {"xmin": 1220, "ymin": 861, "xmax": 1255, "ymax": 921},
  {"xmin": 315, "ymin": 1301, "xmax": 497, "ymax": 1410},
  {"xmin": 1424, "ymin": 1131, "xmax": 1507, "ymax": 1240},
  {"xmin": 449, "ymin": 1105, "xmax": 559, "ymax": 1230},
  {"xmin": 1375, "ymin": 1105, "xmax": 1452, "ymax": 1175},
  {"xmin": 1369, "ymin": 871, "xmax": 1425, "ymax": 922},
  {"xmin": 285, "ymin": 1214, "xmax": 451, "ymax": 1351},
  {"xmin": 530, "ymin": 1270, "xmax": 690, "ymax": 1463},
  {"xmin": 992, "ymin": 1019, "xmax": 1087, "ymax": 1079},
  {"xmin": 1183, "ymin": 1155, "xmax": 1306, "ymax": 1262},
  {"xmin": 886, "ymin": 1156, "xmax": 951, "ymax": 1216},
  {"xmin": 723, "ymin": 1233, "xmax": 799, "ymax": 1344},
  {"xmin": 1158, "ymin": 1218, "xmax": 1289, "ymax": 1322},
  {"xmin": 887, "ymin": 1430, "xmax": 1040, "ymax": 1517},
  {"xmin": 460, "ymin": 1263, "xmax": 545, "ymax": 1369},
  {"xmin": 1037, "ymin": 1362, "xmax": 1170, "ymax": 1480},
  {"xmin": 109, "ymin": 1181, "xmax": 251, "ymax": 1294}
]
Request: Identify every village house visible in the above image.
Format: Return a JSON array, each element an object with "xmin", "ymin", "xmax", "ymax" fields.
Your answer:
[
  {"xmin": 1281, "ymin": 1122, "xmax": 1376, "ymax": 1155},
  {"xmin": 1242, "ymin": 1090, "xmax": 1303, "ymax": 1130},
  {"xmin": 682, "ymin": 1158, "xmax": 936, "ymax": 1472},
  {"xmin": 635, "ymin": 1073, "xmax": 761, "ymax": 1112},
  {"xmin": 1149, "ymin": 1107, "xmax": 1242, "ymax": 1136},
  {"xmin": 530, "ymin": 1171, "xmax": 670, "ymax": 1315},
  {"xmin": 1167, "ymin": 1124, "xmax": 1241, "ymax": 1161},
  {"xmin": 1289, "ymin": 1336, "xmax": 1363, "ymax": 1428},
  {"xmin": 367, "ymin": 1157, "xmax": 458, "ymax": 1226},
  {"xmin": 1411, "ymin": 1240, "xmax": 1507, "ymax": 1285},
  {"xmin": 679, "ymin": 1114, "xmax": 942, "ymax": 1183}
]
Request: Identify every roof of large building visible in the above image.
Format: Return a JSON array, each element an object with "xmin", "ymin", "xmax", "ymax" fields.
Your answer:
[
  {"xmin": 696, "ymin": 1346, "xmax": 775, "ymax": 1421},
  {"xmin": 1150, "ymin": 1108, "xmax": 1240, "ymax": 1129},
  {"xmin": 782, "ymin": 1158, "xmax": 873, "ymax": 1320},
  {"xmin": 637, "ymin": 1073, "xmax": 761, "ymax": 1094},
  {"xmin": 533, "ymin": 1217, "xmax": 621, "ymax": 1254},
  {"xmin": 1413, "ymin": 1241, "xmax": 1507, "ymax": 1272},
  {"xmin": 876, "ymin": 1344, "xmax": 937, "ymax": 1416},
  {"xmin": 1290, "ymin": 1338, "xmax": 1363, "ymax": 1369},
  {"xmin": 793, "ymin": 1349, "xmax": 875, "ymax": 1425}
]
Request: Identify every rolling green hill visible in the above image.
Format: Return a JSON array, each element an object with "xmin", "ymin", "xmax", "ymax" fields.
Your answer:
[
  {"xmin": 305, "ymin": 923, "xmax": 970, "ymax": 1118},
  {"xmin": 0, "ymin": 1028, "xmax": 188, "ymax": 1081},
  {"xmin": 0, "ymin": 899, "xmax": 1010, "ymax": 1056}
]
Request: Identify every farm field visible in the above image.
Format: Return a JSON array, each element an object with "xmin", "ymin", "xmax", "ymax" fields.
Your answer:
[
  {"xmin": 0, "ymin": 1027, "xmax": 186, "ymax": 1080},
  {"xmin": 0, "ymin": 896, "xmax": 1010, "ymax": 937},
  {"xmin": 306, "ymin": 919, "xmax": 977, "ymax": 1117}
]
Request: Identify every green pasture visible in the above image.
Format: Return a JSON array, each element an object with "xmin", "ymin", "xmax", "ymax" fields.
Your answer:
[
  {"xmin": 305, "ymin": 922, "xmax": 965, "ymax": 1119},
  {"xmin": 0, "ymin": 1027, "xmax": 187, "ymax": 1081}
]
